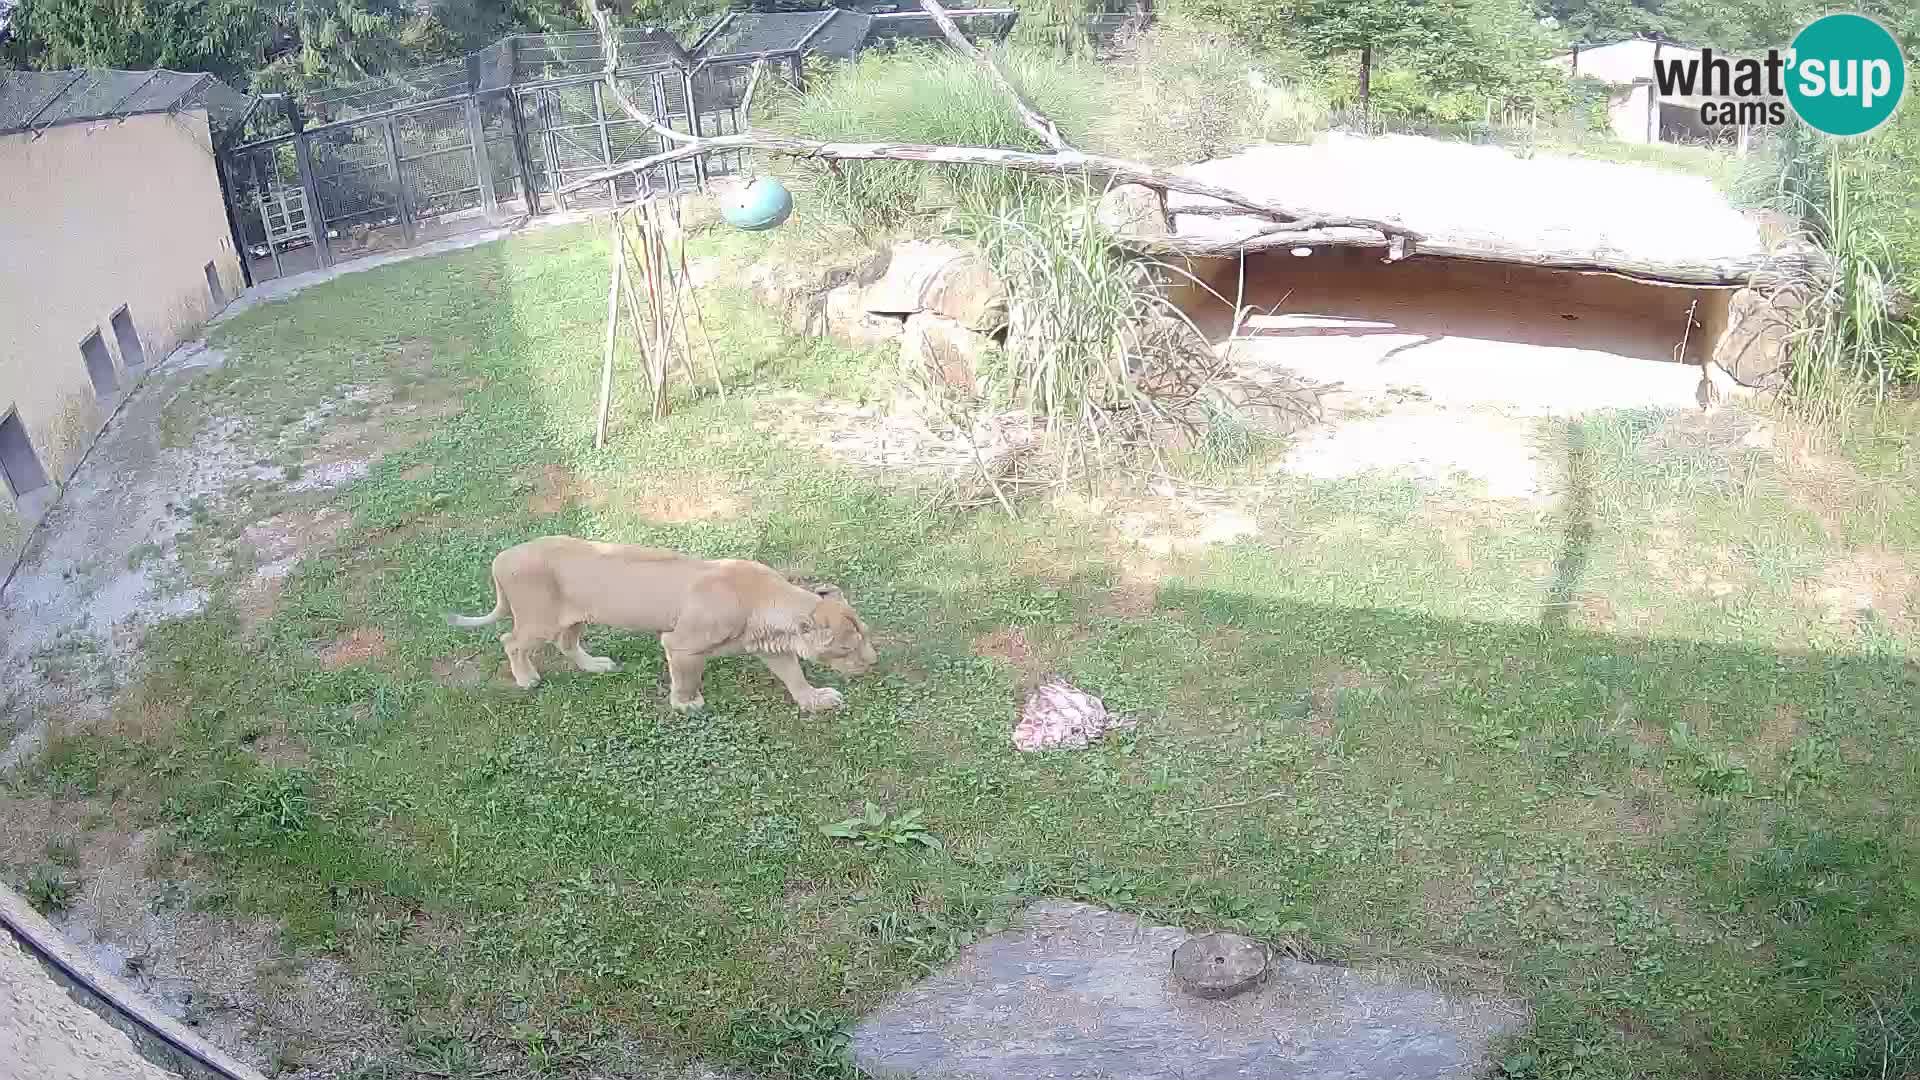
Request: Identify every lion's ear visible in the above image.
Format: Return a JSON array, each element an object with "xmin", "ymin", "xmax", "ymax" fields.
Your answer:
[{"xmin": 799, "ymin": 606, "xmax": 837, "ymax": 650}]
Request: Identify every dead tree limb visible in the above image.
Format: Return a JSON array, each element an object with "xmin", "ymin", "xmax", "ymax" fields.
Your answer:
[
  {"xmin": 592, "ymin": 4, "xmax": 696, "ymax": 145},
  {"xmin": 578, "ymin": 3, "xmax": 1423, "ymax": 247},
  {"xmin": 919, "ymin": 0, "xmax": 1069, "ymax": 151},
  {"xmin": 559, "ymin": 135, "xmax": 1422, "ymax": 242}
]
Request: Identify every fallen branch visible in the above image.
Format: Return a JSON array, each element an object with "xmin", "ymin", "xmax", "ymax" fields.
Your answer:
[
  {"xmin": 559, "ymin": 135, "xmax": 1421, "ymax": 242},
  {"xmin": 576, "ymin": 0, "xmax": 1422, "ymax": 247},
  {"xmin": 592, "ymin": 4, "xmax": 696, "ymax": 146}
]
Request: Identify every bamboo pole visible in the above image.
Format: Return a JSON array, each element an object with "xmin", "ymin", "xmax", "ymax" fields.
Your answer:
[{"xmin": 594, "ymin": 216, "xmax": 624, "ymax": 449}]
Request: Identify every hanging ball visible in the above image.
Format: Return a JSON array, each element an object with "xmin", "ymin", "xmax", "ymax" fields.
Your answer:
[{"xmin": 720, "ymin": 176, "xmax": 794, "ymax": 232}]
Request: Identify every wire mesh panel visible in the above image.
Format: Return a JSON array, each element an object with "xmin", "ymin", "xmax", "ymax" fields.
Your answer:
[
  {"xmin": 307, "ymin": 119, "xmax": 405, "ymax": 260},
  {"xmin": 225, "ymin": 140, "xmax": 311, "ymax": 281},
  {"xmin": 395, "ymin": 101, "xmax": 484, "ymax": 227}
]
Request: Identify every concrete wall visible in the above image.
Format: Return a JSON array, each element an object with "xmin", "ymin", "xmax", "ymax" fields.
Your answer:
[
  {"xmin": 1606, "ymin": 84, "xmax": 1654, "ymax": 143},
  {"xmin": 0, "ymin": 108, "xmax": 241, "ymax": 571},
  {"xmin": 1171, "ymin": 246, "xmax": 1720, "ymax": 366}
]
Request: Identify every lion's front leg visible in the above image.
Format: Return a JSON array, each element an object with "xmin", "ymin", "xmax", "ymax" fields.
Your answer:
[
  {"xmin": 759, "ymin": 653, "xmax": 845, "ymax": 712},
  {"xmin": 663, "ymin": 647, "xmax": 709, "ymax": 711}
]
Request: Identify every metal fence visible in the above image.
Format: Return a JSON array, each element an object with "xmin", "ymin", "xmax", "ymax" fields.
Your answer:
[
  {"xmin": 220, "ymin": 49, "xmax": 807, "ymax": 283},
  {"xmin": 213, "ymin": 4, "xmax": 1154, "ymax": 284}
]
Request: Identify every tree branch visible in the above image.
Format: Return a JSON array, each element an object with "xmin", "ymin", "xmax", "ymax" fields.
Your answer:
[
  {"xmin": 591, "ymin": 4, "xmax": 696, "ymax": 145},
  {"xmin": 574, "ymin": 3, "xmax": 1423, "ymax": 249},
  {"xmin": 559, "ymin": 135, "xmax": 1420, "ymax": 241},
  {"xmin": 918, "ymin": 0, "xmax": 1070, "ymax": 152}
]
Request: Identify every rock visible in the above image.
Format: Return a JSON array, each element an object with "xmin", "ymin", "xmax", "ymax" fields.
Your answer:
[
  {"xmin": 1170, "ymin": 932, "xmax": 1268, "ymax": 1000},
  {"xmin": 864, "ymin": 240, "xmax": 969, "ymax": 314},
  {"xmin": 850, "ymin": 899, "xmax": 1527, "ymax": 1080},
  {"xmin": 784, "ymin": 291, "xmax": 828, "ymax": 337},
  {"xmin": 746, "ymin": 247, "xmax": 892, "ymax": 336},
  {"xmin": 1097, "ymin": 183, "xmax": 1170, "ymax": 239},
  {"xmin": 1708, "ymin": 283, "xmax": 1804, "ymax": 389},
  {"xmin": 863, "ymin": 241, "xmax": 1007, "ymax": 331},
  {"xmin": 825, "ymin": 284, "xmax": 905, "ymax": 348},
  {"xmin": 920, "ymin": 255, "xmax": 1009, "ymax": 332},
  {"xmin": 901, "ymin": 312, "xmax": 992, "ymax": 393}
]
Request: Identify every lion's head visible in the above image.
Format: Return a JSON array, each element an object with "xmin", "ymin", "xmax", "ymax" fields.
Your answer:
[{"xmin": 805, "ymin": 597, "xmax": 877, "ymax": 676}]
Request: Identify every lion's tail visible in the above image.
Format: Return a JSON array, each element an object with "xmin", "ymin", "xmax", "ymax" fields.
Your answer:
[{"xmin": 446, "ymin": 579, "xmax": 506, "ymax": 629}]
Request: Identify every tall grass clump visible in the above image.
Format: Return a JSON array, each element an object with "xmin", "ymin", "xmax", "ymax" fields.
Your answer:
[
  {"xmin": 957, "ymin": 194, "xmax": 1229, "ymax": 473},
  {"xmin": 1083, "ymin": 23, "xmax": 1326, "ymax": 166},
  {"xmin": 1741, "ymin": 112, "xmax": 1920, "ymax": 422},
  {"xmin": 762, "ymin": 43, "xmax": 1107, "ymax": 237}
]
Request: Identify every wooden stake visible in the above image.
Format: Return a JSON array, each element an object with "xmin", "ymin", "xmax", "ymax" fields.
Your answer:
[{"xmin": 594, "ymin": 215, "xmax": 624, "ymax": 449}]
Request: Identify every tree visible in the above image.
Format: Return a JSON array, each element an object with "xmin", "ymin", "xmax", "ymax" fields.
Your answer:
[{"xmin": 1, "ymin": 0, "xmax": 264, "ymax": 83}]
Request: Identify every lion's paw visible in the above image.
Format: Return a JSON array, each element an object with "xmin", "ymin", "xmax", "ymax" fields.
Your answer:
[{"xmin": 800, "ymin": 687, "xmax": 846, "ymax": 712}]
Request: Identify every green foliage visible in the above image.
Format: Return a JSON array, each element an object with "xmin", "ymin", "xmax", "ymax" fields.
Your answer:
[
  {"xmin": 723, "ymin": 1007, "xmax": 857, "ymax": 1079},
  {"xmin": 26, "ymin": 866, "xmax": 79, "ymax": 913},
  {"xmin": 0, "ymin": 0, "xmax": 265, "ymax": 86},
  {"xmin": 763, "ymin": 42, "xmax": 1104, "ymax": 234},
  {"xmin": 1739, "ymin": 109, "xmax": 1920, "ymax": 409},
  {"xmin": 820, "ymin": 802, "xmax": 944, "ymax": 851},
  {"xmin": 1085, "ymin": 23, "xmax": 1327, "ymax": 165}
]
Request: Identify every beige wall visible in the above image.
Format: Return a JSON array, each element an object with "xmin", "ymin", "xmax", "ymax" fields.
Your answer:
[
  {"xmin": 0, "ymin": 107, "xmax": 242, "ymax": 568},
  {"xmin": 1606, "ymin": 84, "xmax": 1654, "ymax": 143}
]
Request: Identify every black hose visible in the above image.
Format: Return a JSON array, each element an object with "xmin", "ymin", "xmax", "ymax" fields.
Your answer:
[{"xmin": 1, "ymin": 906, "xmax": 258, "ymax": 1080}]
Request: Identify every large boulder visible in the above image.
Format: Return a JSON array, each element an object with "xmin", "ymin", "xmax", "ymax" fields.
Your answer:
[
  {"xmin": 902, "ymin": 312, "xmax": 993, "ymax": 393},
  {"xmin": 825, "ymin": 284, "xmax": 906, "ymax": 348},
  {"xmin": 1097, "ymin": 183, "xmax": 1170, "ymax": 239},
  {"xmin": 864, "ymin": 241, "xmax": 1009, "ymax": 332},
  {"xmin": 745, "ymin": 246, "xmax": 892, "ymax": 335},
  {"xmin": 1709, "ymin": 283, "xmax": 1805, "ymax": 389},
  {"xmin": 920, "ymin": 255, "xmax": 1009, "ymax": 332}
]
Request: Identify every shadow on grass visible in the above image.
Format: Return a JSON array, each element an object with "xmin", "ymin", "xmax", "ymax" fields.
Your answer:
[{"xmin": 121, "ymin": 223, "xmax": 1920, "ymax": 1080}]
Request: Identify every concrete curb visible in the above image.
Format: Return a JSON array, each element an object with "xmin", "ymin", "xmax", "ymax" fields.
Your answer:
[{"xmin": 0, "ymin": 885, "xmax": 266, "ymax": 1080}]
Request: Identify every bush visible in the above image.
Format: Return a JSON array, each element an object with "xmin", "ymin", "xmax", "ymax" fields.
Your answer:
[
  {"xmin": 1081, "ymin": 23, "xmax": 1326, "ymax": 166},
  {"xmin": 763, "ymin": 43, "xmax": 1107, "ymax": 236},
  {"xmin": 1741, "ymin": 110, "xmax": 1920, "ymax": 412},
  {"xmin": 765, "ymin": 25, "xmax": 1330, "ymax": 239}
]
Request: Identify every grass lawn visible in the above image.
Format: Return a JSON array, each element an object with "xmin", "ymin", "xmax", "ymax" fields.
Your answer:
[{"xmin": 14, "ymin": 219, "xmax": 1920, "ymax": 1079}]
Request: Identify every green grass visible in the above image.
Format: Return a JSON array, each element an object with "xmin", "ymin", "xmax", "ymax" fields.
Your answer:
[{"xmin": 21, "ymin": 221, "xmax": 1920, "ymax": 1079}]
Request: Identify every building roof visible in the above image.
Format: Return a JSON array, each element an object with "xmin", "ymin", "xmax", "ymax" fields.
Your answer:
[
  {"xmin": 0, "ymin": 68, "xmax": 250, "ymax": 137},
  {"xmin": 690, "ymin": 5, "xmax": 1015, "ymax": 59}
]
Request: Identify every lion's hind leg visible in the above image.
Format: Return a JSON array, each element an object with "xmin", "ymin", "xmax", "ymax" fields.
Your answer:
[{"xmin": 558, "ymin": 622, "xmax": 618, "ymax": 674}]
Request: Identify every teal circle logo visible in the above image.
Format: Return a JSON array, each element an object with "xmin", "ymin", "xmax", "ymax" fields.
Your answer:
[{"xmin": 1786, "ymin": 13, "xmax": 1908, "ymax": 137}]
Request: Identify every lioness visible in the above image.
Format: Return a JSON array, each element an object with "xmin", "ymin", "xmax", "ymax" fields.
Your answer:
[{"xmin": 447, "ymin": 536, "xmax": 877, "ymax": 712}]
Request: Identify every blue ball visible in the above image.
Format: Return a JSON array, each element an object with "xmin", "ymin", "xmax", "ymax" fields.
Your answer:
[{"xmin": 720, "ymin": 176, "xmax": 794, "ymax": 232}]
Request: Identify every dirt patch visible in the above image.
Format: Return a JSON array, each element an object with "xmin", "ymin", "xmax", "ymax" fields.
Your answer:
[
  {"xmin": 234, "ymin": 508, "xmax": 353, "ymax": 631},
  {"xmin": 1306, "ymin": 662, "xmax": 1385, "ymax": 736},
  {"xmin": 399, "ymin": 463, "xmax": 435, "ymax": 482},
  {"xmin": 0, "ymin": 802, "xmax": 395, "ymax": 1079},
  {"xmin": 584, "ymin": 468, "xmax": 748, "ymax": 524},
  {"xmin": 284, "ymin": 383, "xmax": 466, "ymax": 495},
  {"xmin": 755, "ymin": 391, "xmax": 1036, "ymax": 484},
  {"xmin": 431, "ymin": 651, "xmax": 494, "ymax": 688},
  {"xmin": 1097, "ymin": 580, "xmax": 1158, "ymax": 619},
  {"xmin": 1807, "ymin": 548, "xmax": 1915, "ymax": 628},
  {"xmin": 1753, "ymin": 704, "xmax": 1803, "ymax": 766},
  {"xmin": 317, "ymin": 627, "xmax": 389, "ymax": 669},
  {"xmin": 524, "ymin": 463, "xmax": 579, "ymax": 514},
  {"xmin": 972, "ymin": 627, "xmax": 1035, "ymax": 668}
]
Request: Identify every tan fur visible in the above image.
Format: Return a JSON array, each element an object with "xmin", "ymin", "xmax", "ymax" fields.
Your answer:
[{"xmin": 447, "ymin": 536, "xmax": 878, "ymax": 712}]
